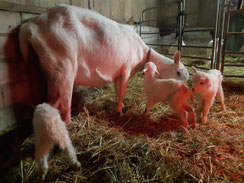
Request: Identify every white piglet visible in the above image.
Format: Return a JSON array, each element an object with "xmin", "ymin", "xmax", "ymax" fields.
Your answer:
[
  {"xmin": 144, "ymin": 62, "xmax": 196, "ymax": 131},
  {"xmin": 33, "ymin": 103, "xmax": 80, "ymax": 181},
  {"xmin": 192, "ymin": 66, "xmax": 226, "ymax": 124}
]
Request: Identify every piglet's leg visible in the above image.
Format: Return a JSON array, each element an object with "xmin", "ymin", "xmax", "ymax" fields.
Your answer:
[
  {"xmin": 60, "ymin": 134, "xmax": 81, "ymax": 169},
  {"xmin": 197, "ymin": 98, "xmax": 204, "ymax": 122},
  {"xmin": 184, "ymin": 103, "xmax": 196, "ymax": 129},
  {"xmin": 173, "ymin": 104, "xmax": 188, "ymax": 132},
  {"xmin": 179, "ymin": 110, "xmax": 188, "ymax": 130},
  {"xmin": 114, "ymin": 71, "xmax": 130, "ymax": 115},
  {"xmin": 144, "ymin": 98, "xmax": 155, "ymax": 113},
  {"xmin": 216, "ymin": 86, "xmax": 226, "ymax": 112},
  {"xmin": 63, "ymin": 141, "xmax": 81, "ymax": 169},
  {"xmin": 35, "ymin": 143, "xmax": 52, "ymax": 181},
  {"xmin": 201, "ymin": 97, "xmax": 214, "ymax": 124},
  {"xmin": 170, "ymin": 97, "xmax": 188, "ymax": 130}
]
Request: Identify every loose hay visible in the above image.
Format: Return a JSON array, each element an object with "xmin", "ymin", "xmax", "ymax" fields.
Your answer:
[{"xmin": 2, "ymin": 63, "xmax": 244, "ymax": 183}]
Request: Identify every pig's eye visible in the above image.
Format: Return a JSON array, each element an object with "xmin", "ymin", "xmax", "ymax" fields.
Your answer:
[
  {"xmin": 177, "ymin": 71, "xmax": 181, "ymax": 77},
  {"xmin": 200, "ymin": 82, "xmax": 204, "ymax": 85}
]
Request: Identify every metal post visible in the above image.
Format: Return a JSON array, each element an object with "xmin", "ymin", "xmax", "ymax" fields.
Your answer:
[
  {"xmin": 211, "ymin": 0, "xmax": 221, "ymax": 69},
  {"xmin": 140, "ymin": 7, "xmax": 156, "ymax": 37},
  {"xmin": 88, "ymin": 0, "xmax": 91, "ymax": 9},
  {"xmin": 139, "ymin": 16, "xmax": 142, "ymax": 37},
  {"xmin": 178, "ymin": 0, "xmax": 185, "ymax": 52},
  {"xmin": 216, "ymin": 0, "xmax": 228, "ymax": 70},
  {"xmin": 221, "ymin": 0, "xmax": 231, "ymax": 74}
]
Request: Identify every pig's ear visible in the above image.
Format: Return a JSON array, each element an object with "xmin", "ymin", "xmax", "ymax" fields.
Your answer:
[
  {"xmin": 205, "ymin": 78, "xmax": 212, "ymax": 89},
  {"xmin": 155, "ymin": 68, "xmax": 160, "ymax": 75},
  {"xmin": 192, "ymin": 66, "xmax": 197, "ymax": 74},
  {"xmin": 174, "ymin": 51, "xmax": 181, "ymax": 67},
  {"xmin": 143, "ymin": 68, "xmax": 148, "ymax": 73}
]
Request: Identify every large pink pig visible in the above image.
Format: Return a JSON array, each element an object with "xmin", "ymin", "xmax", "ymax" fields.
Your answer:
[{"xmin": 19, "ymin": 4, "xmax": 189, "ymax": 124}]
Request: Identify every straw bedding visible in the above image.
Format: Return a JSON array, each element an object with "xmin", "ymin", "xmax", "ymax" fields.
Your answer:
[{"xmin": 3, "ymin": 58, "xmax": 244, "ymax": 183}]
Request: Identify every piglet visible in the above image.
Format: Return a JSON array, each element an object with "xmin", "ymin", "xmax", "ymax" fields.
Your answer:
[
  {"xmin": 192, "ymin": 66, "xmax": 226, "ymax": 124},
  {"xmin": 33, "ymin": 103, "xmax": 80, "ymax": 181},
  {"xmin": 144, "ymin": 62, "xmax": 196, "ymax": 131}
]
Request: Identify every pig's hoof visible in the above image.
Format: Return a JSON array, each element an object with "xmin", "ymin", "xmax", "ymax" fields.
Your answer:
[
  {"xmin": 191, "ymin": 122, "xmax": 197, "ymax": 129},
  {"xmin": 73, "ymin": 161, "xmax": 81, "ymax": 169},
  {"xmin": 179, "ymin": 126, "xmax": 188, "ymax": 134},
  {"xmin": 115, "ymin": 111, "xmax": 123, "ymax": 117}
]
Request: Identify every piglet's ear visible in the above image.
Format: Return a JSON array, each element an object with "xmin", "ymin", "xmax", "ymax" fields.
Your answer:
[
  {"xmin": 174, "ymin": 51, "xmax": 181, "ymax": 67},
  {"xmin": 205, "ymin": 78, "xmax": 212, "ymax": 89},
  {"xmin": 155, "ymin": 69, "xmax": 160, "ymax": 75},
  {"xmin": 143, "ymin": 68, "xmax": 148, "ymax": 73},
  {"xmin": 192, "ymin": 66, "xmax": 197, "ymax": 74}
]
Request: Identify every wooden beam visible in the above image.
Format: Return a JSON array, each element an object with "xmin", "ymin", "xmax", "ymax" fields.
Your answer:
[{"xmin": 0, "ymin": 2, "xmax": 47, "ymax": 14}]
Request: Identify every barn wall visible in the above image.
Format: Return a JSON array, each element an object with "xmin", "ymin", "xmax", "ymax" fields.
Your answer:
[
  {"xmin": 158, "ymin": 0, "xmax": 218, "ymax": 29},
  {"xmin": 0, "ymin": 0, "xmax": 159, "ymax": 135},
  {"xmin": 157, "ymin": 0, "xmax": 218, "ymax": 55},
  {"xmin": 0, "ymin": 0, "xmax": 158, "ymax": 25}
]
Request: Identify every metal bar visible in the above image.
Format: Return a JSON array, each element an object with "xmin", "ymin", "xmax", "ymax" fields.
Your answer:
[
  {"xmin": 211, "ymin": 0, "xmax": 221, "ymax": 69},
  {"xmin": 140, "ymin": 16, "xmax": 142, "ymax": 37},
  {"xmin": 141, "ymin": 19, "xmax": 157, "ymax": 23},
  {"xmin": 224, "ymin": 64, "xmax": 244, "ymax": 67},
  {"xmin": 156, "ymin": 28, "xmax": 214, "ymax": 34},
  {"xmin": 221, "ymin": 0, "xmax": 231, "ymax": 74},
  {"xmin": 226, "ymin": 32, "xmax": 244, "ymax": 36},
  {"xmin": 146, "ymin": 43, "xmax": 213, "ymax": 49},
  {"xmin": 183, "ymin": 28, "xmax": 214, "ymax": 32},
  {"xmin": 228, "ymin": 9, "xmax": 244, "ymax": 14},
  {"xmin": 210, "ymin": 35, "xmax": 216, "ymax": 69},
  {"xmin": 182, "ymin": 45, "xmax": 213, "ymax": 49},
  {"xmin": 225, "ymin": 51, "xmax": 244, "ymax": 54},
  {"xmin": 146, "ymin": 43, "xmax": 176, "ymax": 47},
  {"xmin": 142, "ymin": 7, "xmax": 156, "ymax": 15},
  {"xmin": 177, "ymin": 0, "xmax": 185, "ymax": 52},
  {"xmin": 140, "ymin": 7, "xmax": 157, "ymax": 37},
  {"xmin": 223, "ymin": 75, "xmax": 244, "ymax": 78},
  {"xmin": 88, "ymin": 0, "xmax": 91, "ymax": 9},
  {"xmin": 141, "ymin": 7, "xmax": 156, "ymax": 24},
  {"xmin": 216, "ymin": 0, "xmax": 228, "ymax": 70},
  {"xmin": 157, "ymin": 53, "xmax": 211, "ymax": 61},
  {"xmin": 140, "ymin": 32, "xmax": 161, "ymax": 34},
  {"xmin": 181, "ymin": 55, "xmax": 211, "ymax": 60}
]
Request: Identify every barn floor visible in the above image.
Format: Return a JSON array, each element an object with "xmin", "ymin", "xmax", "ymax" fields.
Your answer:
[{"xmin": 0, "ymin": 56, "xmax": 244, "ymax": 183}]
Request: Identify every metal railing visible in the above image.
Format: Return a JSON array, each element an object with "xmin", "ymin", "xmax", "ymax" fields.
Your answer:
[
  {"xmin": 139, "ymin": 0, "xmax": 215, "ymax": 71},
  {"xmin": 219, "ymin": 0, "xmax": 244, "ymax": 78},
  {"xmin": 138, "ymin": 0, "xmax": 244, "ymax": 79},
  {"xmin": 139, "ymin": 7, "xmax": 157, "ymax": 37}
]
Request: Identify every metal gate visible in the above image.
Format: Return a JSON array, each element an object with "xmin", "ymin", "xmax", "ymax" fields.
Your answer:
[{"xmin": 138, "ymin": 0, "xmax": 244, "ymax": 79}]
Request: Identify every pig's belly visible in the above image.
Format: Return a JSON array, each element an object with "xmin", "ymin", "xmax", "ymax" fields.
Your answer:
[{"xmin": 74, "ymin": 68, "xmax": 117, "ymax": 87}]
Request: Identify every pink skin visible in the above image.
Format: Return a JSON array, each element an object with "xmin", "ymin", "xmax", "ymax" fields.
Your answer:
[
  {"xmin": 192, "ymin": 66, "xmax": 226, "ymax": 124},
  {"xmin": 19, "ymin": 5, "xmax": 189, "ymax": 124},
  {"xmin": 144, "ymin": 62, "xmax": 196, "ymax": 131},
  {"xmin": 33, "ymin": 103, "xmax": 80, "ymax": 180}
]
